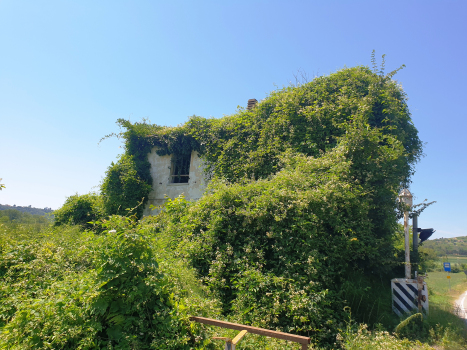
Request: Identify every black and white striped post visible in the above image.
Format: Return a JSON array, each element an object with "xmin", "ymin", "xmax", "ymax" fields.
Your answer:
[
  {"xmin": 391, "ymin": 278, "xmax": 429, "ymax": 317},
  {"xmin": 392, "ymin": 189, "xmax": 429, "ymax": 317}
]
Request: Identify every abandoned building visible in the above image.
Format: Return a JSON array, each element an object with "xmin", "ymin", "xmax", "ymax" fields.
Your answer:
[{"xmin": 142, "ymin": 99, "xmax": 258, "ymax": 216}]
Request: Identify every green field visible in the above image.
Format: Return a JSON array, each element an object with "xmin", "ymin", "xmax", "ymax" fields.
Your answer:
[
  {"xmin": 427, "ymin": 270, "xmax": 467, "ymax": 296},
  {"xmin": 424, "ymin": 270, "xmax": 467, "ymax": 338},
  {"xmin": 444, "ymin": 255, "xmax": 467, "ymax": 264}
]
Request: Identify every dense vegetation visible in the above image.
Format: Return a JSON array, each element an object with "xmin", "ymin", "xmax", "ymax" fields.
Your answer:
[
  {"xmin": 4, "ymin": 61, "xmax": 466, "ymax": 348},
  {"xmin": 0, "ymin": 215, "xmax": 220, "ymax": 349},
  {"xmin": 96, "ymin": 64, "xmax": 422, "ymax": 337},
  {"xmin": 2, "ymin": 212, "xmax": 466, "ymax": 349},
  {"xmin": 0, "ymin": 209, "xmax": 50, "ymax": 234},
  {"xmin": 53, "ymin": 193, "xmax": 104, "ymax": 230},
  {"xmin": 100, "ymin": 64, "xmax": 422, "ymax": 220}
]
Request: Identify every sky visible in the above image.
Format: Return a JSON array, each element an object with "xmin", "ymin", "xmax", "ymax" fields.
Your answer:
[{"xmin": 0, "ymin": 1, "xmax": 466, "ymax": 239}]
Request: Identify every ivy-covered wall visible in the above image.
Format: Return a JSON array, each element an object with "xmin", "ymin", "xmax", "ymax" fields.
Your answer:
[{"xmin": 101, "ymin": 65, "xmax": 422, "ymax": 223}]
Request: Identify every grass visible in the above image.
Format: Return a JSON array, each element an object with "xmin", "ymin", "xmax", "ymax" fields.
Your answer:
[
  {"xmin": 427, "ymin": 270, "xmax": 467, "ymax": 297},
  {"xmin": 425, "ymin": 270, "xmax": 467, "ymax": 334},
  {"xmin": 443, "ymin": 255, "xmax": 467, "ymax": 264},
  {"xmin": 427, "ymin": 271, "xmax": 467, "ymax": 343},
  {"xmin": 331, "ymin": 268, "xmax": 467, "ymax": 350}
]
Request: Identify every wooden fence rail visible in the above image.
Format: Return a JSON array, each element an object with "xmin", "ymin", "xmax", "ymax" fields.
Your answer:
[{"xmin": 189, "ymin": 316, "xmax": 310, "ymax": 350}]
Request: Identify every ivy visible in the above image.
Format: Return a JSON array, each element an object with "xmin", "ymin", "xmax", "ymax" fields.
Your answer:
[
  {"xmin": 96, "ymin": 64, "xmax": 424, "ymax": 345},
  {"xmin": 101, "ymin": 65, "xmax": 422, "ymax": 221}
]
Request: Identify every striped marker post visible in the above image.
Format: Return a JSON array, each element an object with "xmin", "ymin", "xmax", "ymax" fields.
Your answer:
[{"xmin": 391, "ymin": 278, "xmax": 429, "ymax": 317}]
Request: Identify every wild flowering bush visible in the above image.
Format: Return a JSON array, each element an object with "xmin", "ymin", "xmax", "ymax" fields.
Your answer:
[{"xmin": 0, "ymin": 219, "xmax": 221, "ymax": 349}]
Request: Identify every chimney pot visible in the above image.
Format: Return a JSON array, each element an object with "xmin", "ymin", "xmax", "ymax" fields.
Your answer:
[{"xmin": 247, "ymin": 99, "xmax": 258, "ymax": 110}]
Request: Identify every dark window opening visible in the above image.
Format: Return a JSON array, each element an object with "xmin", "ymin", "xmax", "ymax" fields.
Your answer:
[{"xmin": 170, "ymin": 154, "xmax": 190, "ymax": 183}]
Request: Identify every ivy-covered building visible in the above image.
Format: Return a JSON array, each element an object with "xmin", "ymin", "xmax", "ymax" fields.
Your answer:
[{"xmin": 101, "ymin": 66, "xmax": 422, "ymax": 226}]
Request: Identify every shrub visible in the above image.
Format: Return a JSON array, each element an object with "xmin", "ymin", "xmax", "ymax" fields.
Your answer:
[
  {"xmin": 101, "ymin": 154, "xmax": 152, "ymax": 218},
  {"xmin": 394, "ymin": 313, "xmax": 429, "ymax": 340},
  {"xmin": 96, "ymin": 62, "xmax": 425, "ymax": 347},
  {"xmin": 153, "ymin": 147, "xmax": 405, "ymax": 344},
  {"xmin": 53, "ymin": 192, "xmax": 104, "ymax": 229},
  {"xmin": 0, "ymin": 217, "xmax": 221, "ymax": 349}
]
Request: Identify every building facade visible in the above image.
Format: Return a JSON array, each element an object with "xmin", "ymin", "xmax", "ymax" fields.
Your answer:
[{"xmin": 142, "ymin": 148, "xmax": 208, "ymax": 216}]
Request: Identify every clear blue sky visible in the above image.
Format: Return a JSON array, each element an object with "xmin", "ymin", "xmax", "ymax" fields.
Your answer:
[{"xmin": 1, "ymin": 1, "xmax": 466, "ymax": 238}]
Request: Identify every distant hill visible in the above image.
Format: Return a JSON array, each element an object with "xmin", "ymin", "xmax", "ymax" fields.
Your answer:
[
  {"xmin": 422, "ymin": 236, "xmax": 467, "ymax": 256},
  {"xmin": 0, "ymin": 204, "xmax": 53, "ymax": 216}
]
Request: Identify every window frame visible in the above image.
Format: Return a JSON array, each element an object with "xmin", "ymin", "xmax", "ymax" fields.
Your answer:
[{"xmin": 169, "ymin": 154, "xmax": 191, "ymax": 184}]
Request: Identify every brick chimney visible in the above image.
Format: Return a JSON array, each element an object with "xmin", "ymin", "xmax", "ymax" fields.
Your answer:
[{"xmin": 247, "ymin": 99, "xmax": 258, "ymax": 110}]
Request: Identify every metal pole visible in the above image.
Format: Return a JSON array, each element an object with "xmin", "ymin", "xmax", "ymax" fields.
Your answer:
[
  {"xmin": 413, "ymin": 214, "xmax": 418, "ymax": 254},
  {"xmin": 413, "ymin": 214, "xmax": 418, "ymax": 274},
  {"xmin": 405, "ymin": 210, "xmax": 411, "ymax": 279}
]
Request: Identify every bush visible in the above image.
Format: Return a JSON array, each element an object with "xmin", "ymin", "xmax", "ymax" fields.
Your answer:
[
  {"xmin": 53, "ymin": 193, "xmax": 104, "ymax": 229},
  {"xmin": 153, "ymin": 148, "xmax": 405, "ymax": 344},
  {"xmin": 94, "ymin": 63, "xmax": 425, "ymax": 347},
  {"xmin": 0, "ymin": 217, "xmax": 221, "ymax": 349},
  {"xmin": 101, "ymin": 154, "xmax": 152, "ymax": 218},
  {"xmin": 394, "ymin": 313, "xmax": 429, "ymax": 340}
]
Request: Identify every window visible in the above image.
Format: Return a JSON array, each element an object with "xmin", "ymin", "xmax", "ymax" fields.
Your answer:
[{"xmin": 170, "ymin": 154, "xmax": 190, "ymax": 183}]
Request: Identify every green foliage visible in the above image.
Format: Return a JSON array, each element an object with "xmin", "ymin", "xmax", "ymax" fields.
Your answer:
[
  {"xmin": 0, "ymin": 209, "xmax": 49, "ymax": 225},
  {"xmin": 53, "ymin": 193, "xmax": 104, "ymax": 229},
  {"xmin": 394, "ymin": 313, "xmax": 429, "ymax": 340},
  {"xmin": 188, "ymin": 66, "xmax": 421, "ymax": 184},
  {"xmin": 101, "ymin": 65, "xmax": 422, "ymax": 218},
  {"xmin": 423, "ymin": 236, "xmax": 467, "ymax": 256},
  {"xmin": 336, "ymin": 322, "xmax": 434, "ymax": 350},
  {"xmin": 96, "ymin": 61, "xmax": 426, "ymax": 346},
  {"xmin": 150, "ymin": 146, "xmax": 410, "ymax": 344},
  {"xmin": 0, "ymin": 218, "xmax": 221, "ymax": 349},
  {"xmin": 101, "ymin": 154, "xmax": 152, "ymax": 218},
  {"xmin": 418, "ymin": 247, "xmax": 438, "ymax": 272},
  {"xmin": 99, "ymin": 118, "xmax": 201, "ymax": 219}
]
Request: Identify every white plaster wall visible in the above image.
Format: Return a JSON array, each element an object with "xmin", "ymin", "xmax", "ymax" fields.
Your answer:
[{"xmin": 143, "ymin": 149, "xmax": 208, "ymax": 216}]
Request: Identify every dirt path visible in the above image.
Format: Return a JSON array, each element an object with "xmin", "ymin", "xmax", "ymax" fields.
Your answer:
[{"xmin": 454, "ymin": 291, "xmax": 467, "ymax": 323}]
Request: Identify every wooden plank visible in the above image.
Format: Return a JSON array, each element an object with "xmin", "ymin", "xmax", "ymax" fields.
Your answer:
[
  {"xmin": 189, "ymin": 316, "xmax": 310, "ymax": 345},
  {"xmin": 231, "ymin": 330, "xmax": 248, "ymax": 345}
]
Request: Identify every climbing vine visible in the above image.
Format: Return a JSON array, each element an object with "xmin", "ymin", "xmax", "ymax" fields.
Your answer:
[{"xmin": 100, "ymin": 63, "xmax": 422, "ymax": 224}]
